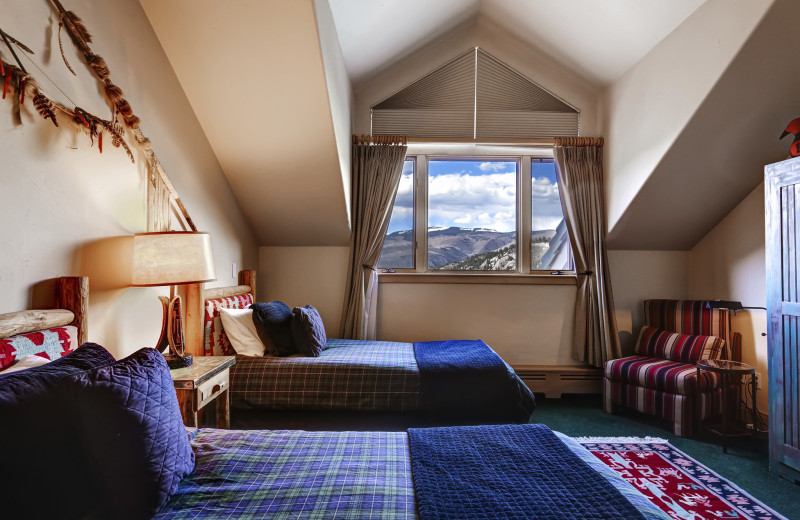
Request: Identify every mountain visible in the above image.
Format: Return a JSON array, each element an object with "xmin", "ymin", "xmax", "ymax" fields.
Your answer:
[
  {"xmin": 378, "ymin": 227, "xmax": 557, "ymax": 270},
  {"xmin": 440, "ymin": 243, "xmax": 517, "ymax": 271}
]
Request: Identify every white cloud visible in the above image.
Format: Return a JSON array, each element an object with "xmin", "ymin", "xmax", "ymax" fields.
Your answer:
[
  {"xmin": 428, "ymin": 171, "xmax": 516, "ymax": 232},
  {"xmin": 478, "ymin": 161, "xmax": 515, "ymax": 172}
]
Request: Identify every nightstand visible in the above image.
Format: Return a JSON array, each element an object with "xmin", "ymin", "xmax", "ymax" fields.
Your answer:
[
  {"xmin": 696, "ymin": 359, "xmax": 758, "ymax": 453},
  {"xmin": 170, "ymin": 356, "xmax": 235, "ymax": 429}
]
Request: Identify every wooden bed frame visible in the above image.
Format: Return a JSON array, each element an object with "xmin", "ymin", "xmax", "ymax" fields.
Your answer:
[
  {"xmin": 180, "ymin": 270, "xmax": 256, "ymax": 358},
  {"xmin": 0, "ymin": 276, "xmax": 88, "ymax": 344}
]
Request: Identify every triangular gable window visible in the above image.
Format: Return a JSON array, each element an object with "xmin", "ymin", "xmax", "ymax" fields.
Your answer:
[{"xmin": 371, "ymin": 48, "xmax": 579, "ymax": 139}]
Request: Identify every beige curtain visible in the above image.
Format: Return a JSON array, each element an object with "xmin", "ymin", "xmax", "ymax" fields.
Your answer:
[
  {"xmin": 339, "ymin": 135, "xmax": 408, "ymax": 340},
  {"xmin": 553, "ymin": 137, "xmax": 621, "ymax": 367}
]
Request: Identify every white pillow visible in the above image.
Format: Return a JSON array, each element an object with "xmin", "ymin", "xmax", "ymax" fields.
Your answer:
[
  {"xmin": 2, "ymin": 354, "xmax": 51, "ymax": 374},
  {"xmin": 219, "ymin": 308, "xmax": 265, "ymax": 357}
]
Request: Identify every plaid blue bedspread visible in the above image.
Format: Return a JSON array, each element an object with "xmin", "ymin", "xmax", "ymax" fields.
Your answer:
[
  {"xmin": 229, "ymin": 339, "xmax": 533, "ymax": 421},
  {"xmin": 154, "ymin": 428, "xmax": 417, "ymax": 519},
  {"xmin": 229, "ymin": 339, "xmax": 422, "ymax": 411},
  {"xmin": 155, "ymin": 427, "xmax": 669, "ymax": 520}
]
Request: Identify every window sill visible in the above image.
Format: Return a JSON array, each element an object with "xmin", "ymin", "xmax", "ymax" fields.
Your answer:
[{"xmin": 377, "ymin": 272, "xmax": 577, "ymax": 285}]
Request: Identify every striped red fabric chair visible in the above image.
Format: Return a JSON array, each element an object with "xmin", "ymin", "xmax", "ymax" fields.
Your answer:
[{"xmin": 603, "ymin": 300, "xmax": 741, "ymax": 437}]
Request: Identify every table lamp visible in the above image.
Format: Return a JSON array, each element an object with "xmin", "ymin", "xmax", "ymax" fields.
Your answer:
[{"xmin": 132, "ymin": 232, "xmax": 216, "ymax": 368}]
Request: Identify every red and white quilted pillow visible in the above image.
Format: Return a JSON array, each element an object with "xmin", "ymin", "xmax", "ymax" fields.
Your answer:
[
  {"xmin": 0, "ymin": 326, "xmax": 78, "ymax": 370},
  {"xmin": 203, "ymin": 294, "xmax": 254, "ymax": 355},
  {"xmin": 634, "ymin": 325, "xmax": 725, "ymax": 364}
]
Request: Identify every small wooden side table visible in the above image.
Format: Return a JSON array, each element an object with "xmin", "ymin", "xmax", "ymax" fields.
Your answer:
[
  {"xmin": 170, "ymin": 356, "xmax": 235, "ymax": 429},
  {"xmin": 697, "ymin": 359, "xmax": 758, "ymax": 453}
]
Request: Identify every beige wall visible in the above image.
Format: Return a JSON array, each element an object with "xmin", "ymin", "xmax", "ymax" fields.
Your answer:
[
  {"xmin": 690, "ymin": 183, "xmax": 767, "ymax": 412},
  {"xmin": 259, "ymin": 247, "xmax": 350, "ymax": 337},
  {"xmin": 602, "ymin": 0, "xmax": 773, "ymax": 236},
  {"xmin": 1, "ymin": 0, "xmax": 257, "ymax": 359},
  {"xmin": 257, "ymin": 246, "xmax": 691, "ymax": 366},
  {"xmin": 608, "ymin": 251, "xmax": 691, "ymax": 355}
]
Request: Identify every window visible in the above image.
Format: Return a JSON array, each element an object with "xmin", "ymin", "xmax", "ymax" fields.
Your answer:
[
  {"xmin": 531, "ymin": 159, "xmax": 573, "ymax": 271},
  {"xmin": 428, "ymin": 159, "xmax": 517, "ymax": 271},
  {"xmin": 378, "ymin": 149, "xmax": 574, "ymax": 275}
]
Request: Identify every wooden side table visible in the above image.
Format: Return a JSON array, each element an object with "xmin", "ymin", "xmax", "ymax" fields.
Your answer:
[
  {"xmin": 696, "ymin": 359, "xmax": 758, "ymax": 453},
  {"xmin": 170, "ymin": 356, "xmax": 235, "ymax": 429}
]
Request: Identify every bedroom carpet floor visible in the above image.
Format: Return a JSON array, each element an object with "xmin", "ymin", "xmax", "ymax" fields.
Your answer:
[{"xmin": 531, "ymin": 394, "xmax": 800, "ymax": 520}]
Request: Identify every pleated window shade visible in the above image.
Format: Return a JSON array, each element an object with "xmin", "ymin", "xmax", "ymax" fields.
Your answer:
[{"xmin": 371, "ymin": 48, "xmax": 579, "ymax": 140}]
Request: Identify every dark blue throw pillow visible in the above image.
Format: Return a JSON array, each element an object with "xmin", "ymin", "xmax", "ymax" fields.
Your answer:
[
  {"xmin": 0, "ymin": 343, "xmax": 116, "ymax": 520},
  {"xmin": 251, "ymin": 301, "xmax": 297, "ymax": 356},
  {"xmin": 60, "ymin": 348, "xmax": 195, "ymax": 520},
  {"xmin": 291, "ymin": 305, "xmax": 326, "ymax": 356}
]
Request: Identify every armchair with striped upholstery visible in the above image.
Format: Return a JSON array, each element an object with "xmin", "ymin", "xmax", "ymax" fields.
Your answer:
[{"xmin": 603, "ymin": 300, "xmax": 741, "ymax": 437}]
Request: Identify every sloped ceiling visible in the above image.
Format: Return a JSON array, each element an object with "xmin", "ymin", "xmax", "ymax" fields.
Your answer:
[
  {"xmin": 606, "ymin": 0, "xmax": 795, "ymax": 249},
  {"xmin": 139, "ymin": 0, "xmax": 350, "ymax": 246},
  {"xmin": 141, "ymin": 0, "xmax": 788, "ymax": 252},
  {"xmin": 332, "ymin": 0, "xmax": 706, "ymax": 89}
]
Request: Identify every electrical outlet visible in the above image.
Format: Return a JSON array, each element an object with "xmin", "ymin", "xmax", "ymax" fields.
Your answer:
[
  {"xmin": 755, "ymin": 372, "xmax": 762, "ymax": 390},
  {"xmin": 232, "ymin": 262, "xmax": 237, "ymax": 279}
]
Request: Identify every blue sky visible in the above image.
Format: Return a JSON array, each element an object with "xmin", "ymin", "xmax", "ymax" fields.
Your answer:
[{"xmin": 386, "ymin": 158, "xmax": 564, "ymax": 234}]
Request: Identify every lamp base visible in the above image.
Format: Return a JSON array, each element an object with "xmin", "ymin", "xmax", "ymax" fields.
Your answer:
[{"xmin": 164, "ymin": 354, "xmax": 193, "ymax": 369}]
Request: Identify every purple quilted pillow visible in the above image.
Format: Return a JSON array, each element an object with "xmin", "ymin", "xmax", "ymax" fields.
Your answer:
[
  {"xmin": 60, "ymin": 348, "xmax": 195, "ymax": 520},
  {"xmin": 634, "ymin": 325, "xmax": 725, "ymax": 363}
]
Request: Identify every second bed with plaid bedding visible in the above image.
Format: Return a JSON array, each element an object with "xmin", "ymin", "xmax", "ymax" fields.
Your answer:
[
  {"xmin": 229, "ymin": 339, "xmax": 534, "ymax": 424},
  {"xmin": 154, "ymin": 427, "xmax": 670, "ymax": 520},
  {"xmin": 230, "ymin": 339, "xmax": 422, "ymax": 411}
]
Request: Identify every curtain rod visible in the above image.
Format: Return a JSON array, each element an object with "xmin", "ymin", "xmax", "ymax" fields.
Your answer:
[{"xmin": 407, "ymin": 137, "xmax": 555, "ymax": 146}]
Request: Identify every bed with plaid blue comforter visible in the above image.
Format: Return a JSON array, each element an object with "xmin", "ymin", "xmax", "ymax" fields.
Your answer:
[
  {"xmin": 229, "ymin": 339, "xmax": 533, "ymax": 424},
  {"xmin": 154, "ymin": 427, "xmax": 669, "ymax": 520}
]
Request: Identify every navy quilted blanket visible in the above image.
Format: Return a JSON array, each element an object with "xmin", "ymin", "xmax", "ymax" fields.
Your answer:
[
  {"xmin": 413, "ymin": 339, "xmax": 534, "ymax": 423},
  {"xmin": 408, "ymin": 424, "xmax": 646, "ymax": 520}
]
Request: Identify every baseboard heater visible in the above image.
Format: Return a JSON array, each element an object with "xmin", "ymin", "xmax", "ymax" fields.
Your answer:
[{"xmin": 512, "ymin": 365, "xmax": 603, "ymax": 398}]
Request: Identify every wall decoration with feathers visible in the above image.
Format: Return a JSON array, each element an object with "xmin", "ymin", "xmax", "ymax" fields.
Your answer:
[
  {"xmin": 780, "ymin": 117, "xmax": 800, "ymax": 158},
  {"xmin": 0, "ymin": 1, "xmax": 196, "ymax": 233}
]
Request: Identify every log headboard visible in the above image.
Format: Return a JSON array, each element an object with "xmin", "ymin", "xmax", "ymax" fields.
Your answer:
[
  {"xmin": 180, "ymin": 270, "xmax": 256, "ymax": 357},
  {"xmin": 0, "ymin": 276, "xmax": 89, "ymax": 349}
]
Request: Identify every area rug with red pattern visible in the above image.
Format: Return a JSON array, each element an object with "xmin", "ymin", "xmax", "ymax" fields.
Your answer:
[{"xmin": 576, "ymin": 437, "xmax": 786, "ymax": 520}]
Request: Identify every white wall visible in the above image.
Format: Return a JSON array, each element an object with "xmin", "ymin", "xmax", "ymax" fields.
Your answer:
[
  {"xmin": 689, "ymin": 183, "xmax": 767, "ymax": 412},
  {"xmin": 1, "ymin": 0, "xmax": 257, "ymax": 359}
]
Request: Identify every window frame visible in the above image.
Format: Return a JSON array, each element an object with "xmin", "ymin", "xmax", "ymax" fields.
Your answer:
[{"xmin": 379, "ymin": 146, "xmax": 576, "ymax": 281}]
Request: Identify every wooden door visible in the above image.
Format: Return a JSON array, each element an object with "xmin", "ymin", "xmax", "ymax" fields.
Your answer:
[{"xmin": 766, "ymin": 156, "xmax": 800, "ymax": 482}]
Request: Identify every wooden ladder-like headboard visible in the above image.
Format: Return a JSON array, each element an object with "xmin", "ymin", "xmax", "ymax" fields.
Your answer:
[
  {"xmin": 180, "ymin": 270, "xmax": 256, "ymax": 357},
  {"xmin": 0, "ymin": 276, "xmax": 88, "ymax": 345}
]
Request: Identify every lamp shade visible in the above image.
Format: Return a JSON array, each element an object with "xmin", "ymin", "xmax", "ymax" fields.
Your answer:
[{"xmin": 131, "ymin": 232, "xmax": 216, "ymax": 286}]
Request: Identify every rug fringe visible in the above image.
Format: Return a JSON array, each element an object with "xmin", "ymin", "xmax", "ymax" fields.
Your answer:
[{"xmin": 572, "ymin": 436, "xmax": 669, "ymax": 443}]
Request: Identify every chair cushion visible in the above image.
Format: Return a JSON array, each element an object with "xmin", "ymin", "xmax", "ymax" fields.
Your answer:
[
  {"xmin": 634, "ymin": 325, "xmax": 725, "ymax": 363},
  {"xmin": 604, "ymin": 356, "xmax": 721, "ymax": 396}
]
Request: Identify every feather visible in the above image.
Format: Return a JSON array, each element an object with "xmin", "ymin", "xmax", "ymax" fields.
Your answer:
[
  {"xmin": 98, "ymin": 131, "xmax": 102, "ymax": 153},
  {"xmin": 58, "ymin": 24, "xmax": 77, "ymax": 76},
  {"xmin": 18, "ymin": 78, "xmax": 25, "ymax": 105},
  {"xmin": 87, "ymin": 55, "xmax": 109, "ymax": 79},
  {"xmin": 64, "ymin": 11, "xmax": 92, "ymax": 44},
  {"xmin": 104, "ymin": 83, "xmax": 124, "ymax": 103},
  {"xmin": 0, "ymin": 59, "xmax": 4, "ymax": 76},
  {"xmin": 33, "ymin": 91, "xmax": 59, "ymax": 127}
]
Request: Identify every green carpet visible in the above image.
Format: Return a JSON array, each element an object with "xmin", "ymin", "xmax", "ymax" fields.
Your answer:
[{"xmin": 532, "ymin": 394, "xmax": 800, "ymax": 520}]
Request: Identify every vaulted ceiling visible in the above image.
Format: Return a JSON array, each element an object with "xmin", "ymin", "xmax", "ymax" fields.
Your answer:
[{"xmin": 140, "ymin": 0, "xmax": 795, "ymax": 250}]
